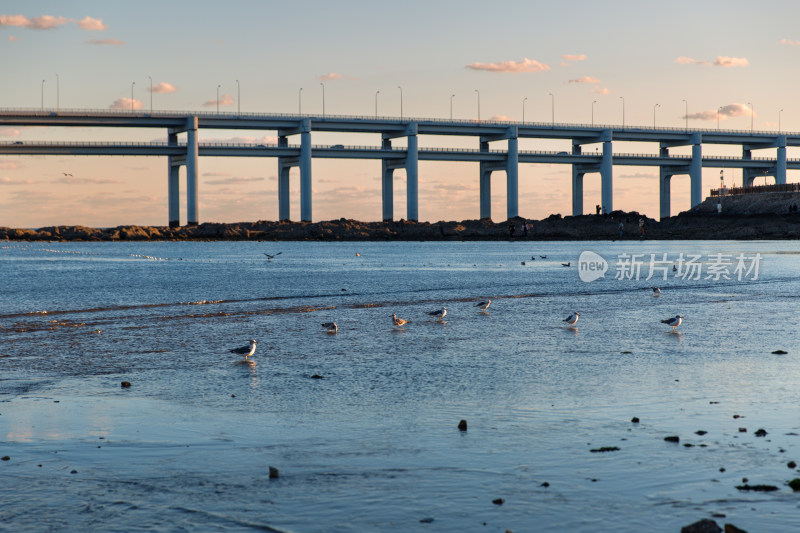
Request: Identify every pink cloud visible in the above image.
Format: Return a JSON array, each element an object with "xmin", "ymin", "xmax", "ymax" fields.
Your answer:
[
  {"xmin": 149, "ymin": 82, "xmax": 177, "ymax": 94},
  {"xmin": 205, "ymin": 176, "xmax": 266, "ymax": 185},
  {"xmin": 466, "ymin": 57, "xmax": 550, "ymax": 73},
  {"xmin": 109, "ymin": 97, "xmax": 144, "ymax": 110},
  {"xmin": 84, "ymin": 38, "xmax": 123, "ymax": 45},
  {"xmin": 489, "ymin": 114, "xmax": 513, "ymax": 122},
  {"xmin": 674, "ymin": 56, "xmax": 710, "ymax": 65},
  {"xmin": 562, "ymin": 54, "xmax": 587, "ymax": 62},
  {"xmin": 0, "ymin": 14, "xmax": 29, "ymax": 27},
  {"xmin": 780, "ymin": 38, "xmax": 800, "ymax": 46},
  {"xmin": 569, "ymin": 76, "xmax": 601, "ymax": 84},
  {"xmin": 77, "ymin": 16, "xmax": 106, "ymax": 30},
  {"xmin": 714, "ymin": 56, "xmax": 748, "ymax": 67},
  {"xmin": 592, "ymin": 87, "xmax": 611, "ymax": 95},
  {"xmin": 0, "ymin": 161, "xmax": 21, "ymax": 169},
  {"xmin": 316, "ymin": 72, "xmax": 355, "ymax": 81},
  {"xmin": 0, "ymin": 176, "xmax": 35, "ymax": 185},
  {"xmin": 203, "ymin": 94, "xmax": 234, "ymax": 107},
  {"xmin": 55, "ymin": 176, "xmax": 123, "ymax": 184},
  {"xmin": 8, "ymin": 35, "xmax": 17, "ymax": 41},
  {"xmin": 27, "ymin": 15, "xmax": 70, "ymax": 30},
  {"xmin": 685, "ymin": 103, "xmax": 753, "ymax": 121},
  {"xmin": 0, "ymin": 127, "xmax": 22, "ymax": 137}
]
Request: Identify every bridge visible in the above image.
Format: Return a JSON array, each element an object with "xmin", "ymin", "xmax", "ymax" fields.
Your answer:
[{"xmin": 0, "ymin": 109, "xmax": 796, "ymax": 226}]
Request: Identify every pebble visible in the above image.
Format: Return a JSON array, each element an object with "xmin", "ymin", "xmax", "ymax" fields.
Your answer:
[
  {"xmin": 738, "ymin": 428, "xmax": 747, "ymax": 433},
  {"xmin": 492, "ymin": 498, "xmax": 505, "ymax": 505},
  {"xmin": 1, "ymin": 456, "xmax": 9, "ymax": 461},
  {"xmin": 680, "ymin": 518, "xmax": 721, "ymax": 533},
  {"xmin": 788, "ymin": 478, "xmax": 800, "ymax": 491},
  {"xmin": 631, "ymin": 417, "xmax": 640, "ymax": 423},
  {"xmin": 695, "ymin": 430, "xmax": 708, "ymax": 436},
  {"xmin": 772, "ymin": 350, "xmax": 788, "ymax": 354},
  {"xmin": 121, "ymin": 381, "xmax": 131, "ymax": 388},
  {"xmin": 787, "ymin": 461, "xmax": 797, "ymax": 469},
  {"xmin": 458, "ymin": 419, "xmax": 467, "ymax": 431},
  {"xmin": 419, "ymin": 517, "xmax": 434, "ymax": 523},
  {"xmin": 754, "ymin": 428, "xmax": 767, "ymax": 437},
  {"xmin": 664, "ymin": 436, "xmax": 680, "ymax": 443},
  {"xmin": 268, "ymin": 466, "xmax": 280, "ymax": 479}
]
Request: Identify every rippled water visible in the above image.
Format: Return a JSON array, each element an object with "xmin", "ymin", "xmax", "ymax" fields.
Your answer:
[{"xmin": 2, "ymin": 240, "xmax": 800, "ymax": 532}]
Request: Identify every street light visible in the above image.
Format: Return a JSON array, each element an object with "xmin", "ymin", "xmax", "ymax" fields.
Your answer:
[
  {"xmin": 779, "ymin": 109, "xmax": 784, "ymax": 132},
  {"xmin": 592, "ymin": 100, "xmax": 596, "ymax": 126},
  {"xmin": 298, "ymin": 87, "xmax": 303, "ymax": 114},
  {"xmin": 131, "ymin": 81, "xmax": 135, "ymax": 111},
  {"xmin": 522, "ymin": 97, "xmax": 527, "ymax": 123},
  {"xmin": 321, "ymin": 82, "xmax": 325, "ymax": 117},
  {"xmin": 216, "ymin": 84, "xmax": 221, "ymax": 114},
  {"xmin": 236, "ymin": 79, "xmax": 240, "ymax": 115},
  {"xmin": 717, "ymin": 106, "xmax": 722, "ymax": 130},
  {"xmin": 653, "ymin": 103, "xmax": 660, "ymax": 128},
  {"xmin": 41, "ymin": 79, "xmax": 45, "ymax": 111},
  {"xmin": 619, "ymin": 96, "xmax": 625, "ymax": 127},
  {"xmin": 148, "ymin": 76, "xmax": 153, "ymax": 113},
  {"xmin": 474, "ymin": 89, "xmax": 480, "ymax": 120},
  {"xmin": 397, "ymin": 86, "xmax": 403, "ymax": 119},
  {"xmin": 56, "ymin": 73, "xmax": 59, "ymax": 112},
  {"xmin": 375, "ymin": 90, "xmax": 380, "ymax": 118},
  {"xmin": 450, "ymin": 94, "xmax": 455, "ymax": 120},
  {"xmin": 548, "ymin": 92, "xmax": 554, "ymax": 125},
  {"xmin": 747, "ymin": 102, "xmax": 753, "ymax": 131},
  {"xmin": 682, "ymin": 99, "xmax": 687, "ymax": 130}
]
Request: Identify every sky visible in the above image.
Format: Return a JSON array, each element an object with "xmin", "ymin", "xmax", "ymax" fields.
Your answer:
[{"xmin": 2, "ymin": 0, "xmax": 800, "ymax": 228}]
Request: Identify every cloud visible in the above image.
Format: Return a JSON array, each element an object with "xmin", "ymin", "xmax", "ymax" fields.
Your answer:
[
  {"xmin": 203, "ymin": 93, "xmax": 234, "ymax": 107},
  {"xmin": 0, "ymin": 160, "xmax": 21, "ymax": 169},
  {"xmin": 316, "ymin": 72, "xmax": 355, "ymax": 81},
  {"xmin": 0, "ymin": 176, "xmax": 35, "ymax": 185},
  {"xmin": 685, "ymin": 103, "xmax": 753, "ymax": 121},
  {"xmin": 84, "ymin": 38, "xmax": 123, "ymax": 45},
  {"xmin": 77, "ymin": 16, "xmax": 106, "ymax": 31},
  {"xmin": 149, "ymin": 82, "xmax": 177, "ymax": 93},
  {"xmin": 0, "ymin": 127, "xmax": 22, "ymax": 137},
  {"xmin": 490, "ymin": 114, "xmax": 513, "ymax": 122},
  {"xmin": 569, "ymin": 76, "xmax": 601, "ymax": 84},
  {"xmin": 466, "ymin": 57, "xmax": 550, "ymax": 73},
  {"xmin": 199, "ymin": 134, "xmax": 278, "ymax": 144},
  {"xmin": 780, "ymin": 38, "xmax": 800, "ymax": 46},
  {"xmin": 54, "ymin": 177, "xmax": 123, "ymax": 184},
  {"xmin": 562, "ymin": 54, "xmax": 587, "ymax": 62},
  {"xmin": 109, "ymin": 97, "xmax": 143, "ymax": 110},
  {"xmin": 7, "ymin": 35, "xmax": 16, "ymax": 41},
  {"xmin": 713, "ymin": 56, "xmax": 748, "ymax": 67},
  {"xmin": 205, "ymin": 176, "xmax": 265, "ymax": 185},
  {"xmin": 674, "ymin": 55, "xmax": 748, "ymax": 67},
  {"xmin": 592, "ymin": 87, "xmax": 610, "ymax": 95}
]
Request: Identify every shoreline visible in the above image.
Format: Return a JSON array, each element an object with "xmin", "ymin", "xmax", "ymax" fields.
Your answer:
[{"xmin": 3, "ymin": 211, "xmax": 800, "ymax": 241}]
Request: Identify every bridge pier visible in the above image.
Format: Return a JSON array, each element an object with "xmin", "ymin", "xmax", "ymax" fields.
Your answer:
[
  {"xmin": 300, "ymin": 128, "xmax": 312, "ymax": 221},
  {"xmin": 777, "ymin": 137, "xmax": 787, "ymax": 184},
  {"xmin": 381, "ymin": 124, "xmax": 419, "ymax": 222},
  {"xmin": 381, "ymin": 138, "xmax": 394, "ymax": 221},
  {"xmin": 406, "ymin": 127, "xmax": 419, "ymax": 221},
  {"xmin": 690, "ymin": 138, "xmax": 702, "ymax": 207},
  {"xmin": 277, "ymin": 119, "xmax": 312, "ymax": 222},
  {"xmin": 601, "ymin": 136, "xmax": 613, "ymax": 213},
  {"xmin": 167, "ymin": 131, "xmax": 181, "ymax": 227},
  {"xmin": 478, "ymin": 127, "xmax": 519, "ymax": 220},
  {"xmin": 185, "ymin": 116, "xmax": 199, "ymax": 226},
  {"xmin": 506, "ymin": 135, "xmax": 519, "ymax": 219},
  {"xmin": 659, "ymin": 167, "xmax": 672, "ymax": 220}
]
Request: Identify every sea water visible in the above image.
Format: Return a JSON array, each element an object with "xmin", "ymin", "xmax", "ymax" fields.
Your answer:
[{"xmin": 1, "ymin": 240, "xmax": 799, "ymax": 532}]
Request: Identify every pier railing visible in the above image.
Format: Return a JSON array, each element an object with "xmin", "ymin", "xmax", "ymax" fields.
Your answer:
[{"xmin": 710, "ymin": 183, "xmax": 800, "ymax": 197}]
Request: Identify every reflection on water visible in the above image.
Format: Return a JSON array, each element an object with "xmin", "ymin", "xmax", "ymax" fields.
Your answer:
[{"xmin": 1, "ymin": 240, "xmax": 799, "ymax": 532}]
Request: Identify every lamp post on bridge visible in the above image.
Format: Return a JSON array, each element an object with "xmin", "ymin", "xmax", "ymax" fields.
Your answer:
[
  {"xmin": 653, "ymin": 103, "xmax": 660, "ymax": 128},
  {"xmin": 748, "ymin": 102, "xmax": 753, "ymax": 132},
  {"xmin": 682, "ymin": 99, "xmax": 687, "ymax": 130},
  {"xmin": 779, "ymin": 109, "xmax": 783, "ymax": 132},
  {"xmin": 56, "ymin": 73, "xmax": 59, "ymax": 112},
  {"xmin": 375, "ymin": 90, "xmax": 380, "ymax": 118},
  {"xmin": 474, "ymin": 89, "xmax": 480, "ymax": 121},
  {"xmin": 397, "ymin": 85, "xmax": 403, "ymax": 119},
  {"xmin": 236, "ymin": 79, "xmax": 240, "ymax": 116},
  {"xmin": 216, "ymin": 84, "xmax": 221, "ymax": 114},
  {"xmin": 717, "ymin": 106, "xmax": 722, "ymax": 130},
  {"xmin": 298, "ymin": 87, "xmax": 303, "ymax": 114},
  {"xmin": 131, "ymin": 81, "xmax": 135, "ymax": 112},
  {"xmin": 522, "ymin": 97, "xmax": 527, "ymax": 123},
  {"xmin": 619, "ymin": 96, "xmax": 625, "ymax": 127},
  {"xmin": 548, "ymin": 92, "xmax": 554, "ymax": 125},
  {"xmin": 148, "ymin": 76, "xmax": 153, "ymax": 113},
  {"xmin": 41, "ymin": 79, "xmax": 45, "ymax": 111},
  {"xmin": 591, "ymin": 100, "xmax": 596, "ymax": 126},
  {"xmin": 450, "ymin": 94, "xmax": 455, "ymax": 120},
  {"xmin": 321, "ymin": 82, "xmax": 325, "ymax": 118}
]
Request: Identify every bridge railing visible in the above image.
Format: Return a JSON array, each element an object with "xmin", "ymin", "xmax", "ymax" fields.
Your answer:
[{"xmin": 711, "ymin": 183, "xmax": 800, "ymax": 196}]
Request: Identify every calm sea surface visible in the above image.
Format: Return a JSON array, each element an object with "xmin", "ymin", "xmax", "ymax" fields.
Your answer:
[{"xmin": 1, "ymin": 240, "xmax": 799, "ymax": 532}]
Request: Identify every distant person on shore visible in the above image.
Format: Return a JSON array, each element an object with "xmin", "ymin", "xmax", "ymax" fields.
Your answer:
[
  {"xmin": 508, "ymin": 222, "xmax": 515, "ymax": 238},
  {"xmin": 618, "ymin": 221, "xmax": 623, "ymax": 238},
  {"xmin": 596, "ymin": 204, "xmax": 601, "ymax": 215}
]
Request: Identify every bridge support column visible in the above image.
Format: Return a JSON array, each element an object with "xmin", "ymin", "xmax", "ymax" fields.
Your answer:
[
  {"xmin": 690, "ymin": 137, "xmax": 702, "ymax": 207},
  {"xmin": 167, "ymin": 132, "xmax": 180, "ymax": 227},
  {"xmin": 479, "ymin": 140, "xmax": 491, "ymax": 220},
  {"xmin": 506, "ymin": 135, "xmax": 519, "ymax": 219},
  {"xmin": 381, "ymin": 138, "xmax": 394, "ymax": 221},
  {"xmin": 600, "ymin": 134, "xmax": 613, "ymax": 213},
  {"xmin": 742, "ymin": 147, "xmax": 755, "ymax": 187},
  {"xmin": 299, "ymin": 123, "xmax": 312, "ymax": 222},
  {"xmin": 659, "ymin": 168, "xmax": 672, "ymax": 220},
  {"xmin": 406, "ymin": 127, "xmax": 419, "ymax": 221},
  {"xmin": 777, "ymin": 137, "xmax": 787, "ymax": 184},
  {"xmin": 185, "ymin": 116, "xmax": 199, "ymax": 226},
  {"xmin": 572, "ymin": 168, "xmax": 584, "ymax": 216}
]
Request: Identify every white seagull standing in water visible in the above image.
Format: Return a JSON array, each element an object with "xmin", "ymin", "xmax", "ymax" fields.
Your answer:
[
  {"xmin": 652, "ymin": 287, "xmax": 661, "ymax": 297},
  {"xmin": 564, "ymin": 312, "xmax": 580, "ymax": 326},
  {"xmin": 321, "ymin": 322, "xmax": 338, "ymax": 334},
  {"xmin": 392, "ymin": 314, "xmax": 411, "ymax": 327},
  {"xmin": 475, "ymin": 300, "xmax": 491, "ymax": 311},
  {"xmin": 428, "ymin": 307, "xmax": 447, "ymax": 320},
  {"xmin": 661, "ymin": 315, "xmax": 683, "ymax": 331},
  {"xmin": 230, "ymin": 339, "xmax": 257, "ymax": 359}
]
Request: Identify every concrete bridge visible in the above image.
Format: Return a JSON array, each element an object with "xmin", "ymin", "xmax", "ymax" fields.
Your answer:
[{"xmin": 0, "ymin": 109, "xmax": 796, "ymax": 226}]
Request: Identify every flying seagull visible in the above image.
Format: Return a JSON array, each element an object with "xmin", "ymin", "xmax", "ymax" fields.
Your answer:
[
  {"xmin": 475, "ymin": 300, "xmax": 491, "ymax": 311},
  {"xmin": 564, "ymin": 312, "xmax": 580, "ymax": 326},
  {"xmin": 661, "ymin": 315, "xmax": 683, "ymax": 330},
  {"xmin": 428, "ymin": 307, "xmax": 447, "ymax": 320},
  {"xmin": 264, "ymin": 252, "xmax": 282, "ymax": 260},
  {"xmin": 652, "ymin": 287, "xmax": 661, "ymax": 297},
  {"xmin": 62, "ymin": 172, "xmax": 73, "ymax": 177},
  {"xmin": 392, "ymin": 314, "xmax": 411, "ymax": 327},
  {"xmin": 230, "ymin": 339, "xmax": 257, "ymax": 359},
  {"xmin": 321, "ymin": 322, "xmax": 338, "ymax": 333}
]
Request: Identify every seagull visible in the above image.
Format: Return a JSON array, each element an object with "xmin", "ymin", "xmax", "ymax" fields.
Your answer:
[
  {"xmin": 564, "ymin": 312, "xmax": 580, "ymax": 326},
  {"xmin": 540, "ymin": 255, "xmax": 547, "ymax": 259},
  {"xmin": 392, "ymin": 314, "xmax": 411, "ymax": 327},
  {"xmin": 230, "ymin": 339, "xmax": 257, "ymax": 359},
  {"xmin": 562, "ymin": 262, "xmax": 571, "ymax": 267},
  {"xmin": 652, "ymin": 287, "xmax": 661, "ymax": 297},
  {"xmin": 521, "ymin": 261, "xmax": 526, "ymax": 265},
  {"xmin": 475, "ymin": 300, "xmax": 491, "ymax": 311},
  {"xmin": 672, "ymin": 265, "xmax": 678, "ymax": 272},
  {"xmin": 62, "ymin": 172, "xmax": 73, "ymax": 177},
  {"xmin": 428, "ymin": 307, "xmax": 447, "ymax": 320},
  {"xmin": 661, "ymin": 315, "xmax": 683, "ymax": 330},
  {"xmin": 264, "ymin": 252, "xmax": 282, "ymax": 260},
  {"xmin": 321, "ymin": 322, "xmax": 338, "ymax": 333},
  {"xmin": 530, "ymin": 256, "xmax": 536, "ymax": 261}
]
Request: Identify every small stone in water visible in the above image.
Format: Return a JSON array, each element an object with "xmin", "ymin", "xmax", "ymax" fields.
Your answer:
[
  {"xmin": 269, "ymin": 466, "xmax": 279, "ymax": 479},
  {"xmin": 419, "ymin": 517, "xmax": 434, "ymax": 524},
  {"xmin": 121, "ymin": 381, "xmax": 131, "ymax": 388},
  {"xmin": 631, "ymin": 417, "xmax": 640, "ymax": 423},
  {"xmin": 664, "ymin": 436, "xmax": 680, "ymax": 443},
  {"xmin": 772, "ymin": 350, "xmax": 788, "ymax": 354},
  {"xmin": 738, "ymin": 428, "xmax": 747, "ymax": 433},
  {"xmin": 1, "ymin": 456, "xmax": 9, "ymax": 461},
  {"xmin": 787, "ymin": 461, "xmax": 797, "ymax": 469},
  {"xmin": 458, "ymin": 419, "xmax": 468, "ymax": 431},
  {"xmin": 540, "ymin": 482, "xmax": 550, "ymax": 487},
  {"xmin": 492, "ymin": 498, "xmax": 505, "ymax": 505},
  {"xmin": 695, "ymin": 430, "xmax": 708, "ymax": 435},
  {"xmin": 754, "ymin": 428, "xmax": 767, "ymax": 437},
  {"xmin": 680, "ymin": 518, "xmax": 721, "ymax": 533},
  {"xmin": 788, "ymin": 478, "xmax": 800, "ymax": 492}
]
